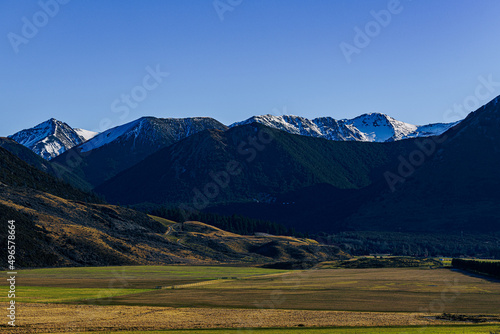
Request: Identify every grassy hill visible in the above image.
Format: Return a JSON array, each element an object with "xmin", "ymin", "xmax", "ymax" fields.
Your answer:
[
  {"xmin": 0, "ymin": 185, "xmax": 346, "ymax": 268},
  {"xmin": 165, "ymin": 220, "xmax": 345, "ymax": 264}
]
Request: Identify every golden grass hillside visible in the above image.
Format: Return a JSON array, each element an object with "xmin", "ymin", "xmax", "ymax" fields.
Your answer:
[
  {"xmin": 0, "ymin": 185, "xmax": 346, "ymax": 268},
  {"xmin": 166, "ymin": 221, "xmax": 348, "ymax": 264}
]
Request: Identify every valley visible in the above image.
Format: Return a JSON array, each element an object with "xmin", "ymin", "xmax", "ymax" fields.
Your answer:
[
  {"xmin": 1, "ymin": 97, "xmax": 500, "ymax": 333},
  {"xmin": 3, "ymin": 2, "xmax": 500, "ymax": 332}
]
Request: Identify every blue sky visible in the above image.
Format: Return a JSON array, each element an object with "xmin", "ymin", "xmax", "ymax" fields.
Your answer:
[{"xmin": 2, "ymin": 0, "xmax": 500, "ymax": 136}]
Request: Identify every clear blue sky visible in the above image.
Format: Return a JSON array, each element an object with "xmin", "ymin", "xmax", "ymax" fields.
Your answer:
[{"xmin": 2, "ymin": 0, "xmax": 500, "ymax": 136}]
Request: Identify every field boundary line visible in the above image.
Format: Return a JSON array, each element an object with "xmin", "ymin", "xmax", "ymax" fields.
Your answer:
[
  {"xmin": 167, "ymin": 278, "xmax": 233, "ymax": 289},
  {"xmin": 163, "ymin": 270, "xmax": 292, "ymax": 289}
]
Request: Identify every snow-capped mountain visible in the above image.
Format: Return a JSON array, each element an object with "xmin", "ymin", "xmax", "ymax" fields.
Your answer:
[
  {"xmin": 79, "ymin": 116, "xmax": 227, "ymax": 153},
  {"xmin": 9, "ymin": 118, "xmax": 97, "ymax": 160},
  {"xmin": 52, "ymin": 116, "xmax": 228, "ymax": 187},
  {"xmin": 11, "ymin": 113, "xmax": 458, "ymax": 161},
  {"xmin": 231, "ymin": 114, "xmax": 459, "ymax": 142}
]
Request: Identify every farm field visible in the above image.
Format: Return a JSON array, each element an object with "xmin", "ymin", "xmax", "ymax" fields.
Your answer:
[
  {"xmin": 13, "ymin": 265, "xmax": 288, "ymax": 289},
  {"xmin": 1, "ymin": 265, "xmax": 499, "ymax": 333},
  {"xmin": 72, "ymin": 326, "xmax": 500, "ymax": 334},
  {"xmin": 96, "ymin": 267, "xmax": 500, "ymax": 314}
]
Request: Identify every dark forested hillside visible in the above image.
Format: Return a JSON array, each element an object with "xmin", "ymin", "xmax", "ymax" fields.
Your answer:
[
  {"xmin": 95, "ymin": 123, "xmax": 412, "ymax": 207},
  {"xmin": 0, "ymin": 137, "xmax": 93, "ymax": 191},
  {"xmin": 0, "ymin": 146, "xmax": 100, "ymax": 203},
  {"xmin": 342, "ymin": 96, "xmax": 500, "ymax": 232}
]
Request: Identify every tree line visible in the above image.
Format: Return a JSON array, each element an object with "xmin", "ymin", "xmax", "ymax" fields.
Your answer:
[
  {"xmin": 321, "ymin": 231, "xmax": 500, "ymax": 259},
  {"xmin": 149, "ymin": 207, "xmax": 307, "ymax": 237},
  {"xmin": 452, "ymin": 258, "xmax": 500, "ymax": 279}
]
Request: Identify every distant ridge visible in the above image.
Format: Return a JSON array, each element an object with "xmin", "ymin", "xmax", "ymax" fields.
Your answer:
[
  {"xmin": 9, "ymin": 113, "xmax": 459, "ymax": 161},
  {"xmin": 231, "ymin": 113, "xmax": 458, "ymax": 142}
]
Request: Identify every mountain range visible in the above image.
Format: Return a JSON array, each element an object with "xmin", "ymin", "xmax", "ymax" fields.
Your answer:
[
  {"xmin": 3, "ymin": 98, "xmax": 500, "ymax": 241},
  {"xmin": 95, "ymin": 97, "xmax": 500, "ymax": 235},
  {"xmin": 7, "ymin": 113, "xmax": 455, "ymax": 191},
  {"xmin": 94, "ymin": 123, "xmax": 411, "ymax": 206},
  {"xmin": 231, "ymin": 113, "xmax": 458, "ymax": 142},
  {"xmin": 9, "ymin": 113, "xmax": 456, "ymax": 161}
]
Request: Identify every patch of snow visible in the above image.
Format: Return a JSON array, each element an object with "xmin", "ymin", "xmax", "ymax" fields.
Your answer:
[
  {"xmin": 79, "ymin": 119, "xmax": 141, "ymax": 153},
  {"xmin": 74, "ymin": 128, "xmax": 98, "ymax": 141},
  {"xmin": 407, "ymin": 122, "xmax": 460, "ymax": 138}
]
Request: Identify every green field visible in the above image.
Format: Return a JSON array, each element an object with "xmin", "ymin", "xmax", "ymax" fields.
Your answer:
[
  {"xmin": 1, "ymin": 265, "xmax": 288, "ymax": 305},
  {"xmin": 1, "ymin": 286, "xmax": 151, "ymax": 303},
  {"xmin": 10, "ymin": 265, "xmax": 288, "ymax": 289}
]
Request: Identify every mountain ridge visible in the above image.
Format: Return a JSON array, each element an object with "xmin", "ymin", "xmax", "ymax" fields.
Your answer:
[
  {"xmin": 231, "ymin": 113, "xmax": 458, "ymax": 142},
  {"xmin": 51, "ymin": 116, "xmax": 228, "ymax": 187},
  {"xmin": 0, "ymin": 135, "xmax": 346, "ymax": 268},
  {"xmin": 9, "ymin": 113, "xmax": 459, "ymax": 161}
]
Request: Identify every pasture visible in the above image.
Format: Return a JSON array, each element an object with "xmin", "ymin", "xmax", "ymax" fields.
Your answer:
[
  {"xmin": 1, "ymin": 265, "xmax": 499, "ymax": 333},
  {"xmin": 95, "ymin": 268, "xmax": 500, "ymax": 314},
  {"xmin": 13, "ymin": 265, "xmax": 287, "ymax": 288}
]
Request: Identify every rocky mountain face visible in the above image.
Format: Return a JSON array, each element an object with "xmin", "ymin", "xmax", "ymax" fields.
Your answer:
[
  {"xmin": 232, "ymin": 113, "xmax": 458, "ymax": 142},
  {"xmin": 78, "ymin": 116, "xmax": 227, "ymax": 153},
  {"xmin": 9, "ymin": 118, "xmax": 97, "ymax": 160}
]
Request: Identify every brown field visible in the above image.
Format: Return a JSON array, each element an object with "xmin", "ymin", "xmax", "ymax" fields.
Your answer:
[
  {"xmin": 94, "ymin": 268, "xmax": 500, "ymax": 314},
  {"xmin": 2, "ymin": 266, "xmax": 499, "ymax": 333},
  {"xmin": 0, "ymin": 302, "xmax": 464, "ymax": 334}
]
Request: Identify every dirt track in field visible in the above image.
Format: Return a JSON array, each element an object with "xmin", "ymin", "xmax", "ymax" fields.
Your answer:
[{"xmin": 2, "ymin": 302, "xmax": 469, "ymax": 333}]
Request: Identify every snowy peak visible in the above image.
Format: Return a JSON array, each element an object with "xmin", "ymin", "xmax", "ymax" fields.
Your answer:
[
  {"xmin": 345, "ymin": 113, "xmax": 416, "ymax": 142},
  {"xmin": 79, "ymin": 116, "xmax": 228, "ymax": 153},
  {"xmin": 9, "ymin": 119, "xmax": 97, "ymax": 160},
  {"xmin": 232, "ymin": 114, "xmax": 323, "ymax": 137},
  {"xmin": 232, "ymin": 113, "xmax": 458, "ymax": 143}
]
